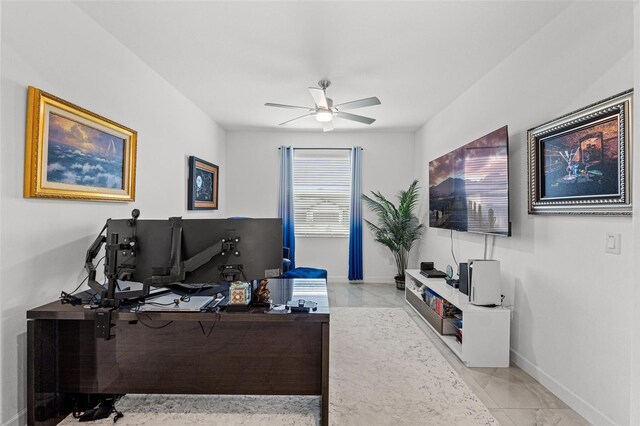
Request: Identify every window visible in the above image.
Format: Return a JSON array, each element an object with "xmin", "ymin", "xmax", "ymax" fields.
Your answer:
[{"xmin": 294, "ymin": 149, "xmax": 351, "ymax": 237}]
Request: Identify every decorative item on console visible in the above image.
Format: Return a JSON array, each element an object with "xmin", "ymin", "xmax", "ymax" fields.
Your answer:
[
  {"xmin": 24, "ymin": 86, "xmax": 137, "ymax": 202},
  {"xmin": 527, "ymin": 89, "xmax": 632, "ymax": 215},
  {"xmin": 444, "ymin": 265, "xmax": 459, "ymax": 288},
  {"xmin": 229, "ymin": 281, "xmax": 251, "ymax": 306},
  {"xmin": 362, "ymin": 180, "xmax": 425, "ymax": 290},
  {"xmin": 255, "ymin": 279, "xmax": 271, "ymax": 304}
]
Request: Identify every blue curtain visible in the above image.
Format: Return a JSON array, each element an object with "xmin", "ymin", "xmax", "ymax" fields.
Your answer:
[
  {"xmin": 348, "ymin": 147, "xmax": 363, "ymax": 280},
  {"xmin": 279, "ymin": 146, "xmax": 296, "ymax": 269}
]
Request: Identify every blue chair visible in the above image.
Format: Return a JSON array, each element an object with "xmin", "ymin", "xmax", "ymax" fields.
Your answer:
[
  {"xmin": 282, "ymin": 247, "xmax": 292, "ymax": 273},
  {"xmin": 283, "ymin": 267, "xmax": 327, "ymax": 280}
]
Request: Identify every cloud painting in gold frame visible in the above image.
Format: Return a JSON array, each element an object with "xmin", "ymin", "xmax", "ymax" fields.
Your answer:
[{"xmin": 24, "ymin": 86, "xmax": 137, "ymax": 202}]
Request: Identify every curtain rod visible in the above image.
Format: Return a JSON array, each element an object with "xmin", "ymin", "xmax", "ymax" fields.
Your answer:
[{"xmin": 278, "ymin": 147, "xmax": 363, "ymax": 150}]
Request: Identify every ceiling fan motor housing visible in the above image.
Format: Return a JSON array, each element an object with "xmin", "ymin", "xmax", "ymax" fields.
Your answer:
[{"xmin": 318, "ymin": 80, "xmax": 331, "ymax": 90}]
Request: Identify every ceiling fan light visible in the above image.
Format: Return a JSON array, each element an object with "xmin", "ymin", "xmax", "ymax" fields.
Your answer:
[{"xmin": 315, "ymin": 109, "xmax": 333, "ymax": 122}]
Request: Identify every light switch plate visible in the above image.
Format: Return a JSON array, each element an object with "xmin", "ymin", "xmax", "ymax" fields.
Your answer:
[{"xmin": 605, "ymin": 233, "xmax": 621, "ymax": 254}]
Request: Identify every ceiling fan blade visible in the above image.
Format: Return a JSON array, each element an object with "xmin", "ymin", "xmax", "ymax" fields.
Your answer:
[
  {"xmin": 265, "ymin": 103, "xmax": 314, "ymax": 111},
  {"xmin": 336, "ymin": 111, "xmax": 376, "ymax": 125},
  {"xmin": 334, "ymin": 97, "xmax": 381, "ymax": 111},
  {"xmin": 308, "ymin": 87, "xmax": 328, "ymax": 109},
  {"xmin": 322, "ymin": 121, "xmax": 334, "ymax": 133},
  {"xmin": 279, "ymin": 113, "xmax": 315, "ymax": 126}
]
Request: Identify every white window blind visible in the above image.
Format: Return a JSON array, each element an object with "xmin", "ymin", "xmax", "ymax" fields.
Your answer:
[{"xmin": 294, "ymin": 149, "xmax": 351, "ymax": 237}]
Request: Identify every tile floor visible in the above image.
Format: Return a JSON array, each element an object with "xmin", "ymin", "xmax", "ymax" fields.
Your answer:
[{"xmin": 327, "ymin": 281, "xmax": 590, "ymax": 426}]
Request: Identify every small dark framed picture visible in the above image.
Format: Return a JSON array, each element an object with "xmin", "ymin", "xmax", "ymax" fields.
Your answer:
[
  {"xmin": 527, "ymin": 90, "xmax": 632, "ymax": 215},
  {"xmin": 188, "ymin": 156, "xmax": 219, "ymax": 210}
]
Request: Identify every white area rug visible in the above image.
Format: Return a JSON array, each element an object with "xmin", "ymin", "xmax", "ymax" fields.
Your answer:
[
  {"xmin": 60, "ymin": 394, "xmax": 320, "ymax": 425},
  {"xmin": 330, "ymin": 307, "xmax": 497, "ymax": 425},
  {"xmin": 61, "ymin": 307, "xmax": 497, "ymax": 425}
]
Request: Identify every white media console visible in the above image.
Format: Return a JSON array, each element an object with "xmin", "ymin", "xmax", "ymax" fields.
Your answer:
[{"xmin": 405, "ymin": 269, "xmax": 510, "ymax": 368}]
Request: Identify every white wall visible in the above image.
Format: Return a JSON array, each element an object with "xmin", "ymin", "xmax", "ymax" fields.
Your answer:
[
  {"xmin": 0, "ymin": 2, "xmax": 226, "ymax": 424},
  {"xmin": 631, "ymin": 3, "xmax": 640, "ymax": 424},
  {"xmin": 413, "ymin": 3, "xmax": 634, "ymax": 425},
  {"xmin": 0, "ymin": 0, "xmax": 4, "ymax": 412},
  {"xmin": 226, "ymin": 131, "xmax": 415, "ymax": 282}
]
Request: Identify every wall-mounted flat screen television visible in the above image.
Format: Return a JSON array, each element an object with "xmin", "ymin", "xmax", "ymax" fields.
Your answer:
[{"xmin": 429, "ymin": 126, "xmax": 511, "ymax": 236}]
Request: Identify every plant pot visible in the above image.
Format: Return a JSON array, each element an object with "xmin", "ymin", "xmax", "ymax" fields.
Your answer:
[{"xmin": 395, "ymin": 276, "xmax": 405, "ymax": 290}]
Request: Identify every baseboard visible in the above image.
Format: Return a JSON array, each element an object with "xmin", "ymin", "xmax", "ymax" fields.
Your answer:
[
  {"xmin": 2, "ymin": 409, "xmax": 25, "ymax": 426},
  {"xmin": 328, "ymin": 276, "xmax": 395, "ymax": 284},
  {"xmin": 510, "ymin": 348, "xmax": 616, "ymax": 426}
]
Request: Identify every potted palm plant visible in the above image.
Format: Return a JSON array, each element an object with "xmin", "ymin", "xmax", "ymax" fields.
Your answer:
[{"xmin": 362, "ymin": 179, "xmax": 425, "ymax": 290}]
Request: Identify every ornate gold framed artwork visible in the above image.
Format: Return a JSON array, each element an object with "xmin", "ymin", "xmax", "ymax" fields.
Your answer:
[{"xmin": 24, "ymin": 86, "xmax": 137, "ymax": 202}]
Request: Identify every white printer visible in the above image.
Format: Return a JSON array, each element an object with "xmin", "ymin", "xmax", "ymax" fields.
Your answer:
[{"xmin": 468, "ymin": 259, "xmax": 501, "ymax": 306}]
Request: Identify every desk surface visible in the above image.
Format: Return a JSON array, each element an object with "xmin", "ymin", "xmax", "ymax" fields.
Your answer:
[
  {"xmin": 28, "ymin": 278, "xmax": 329, "ymax": 322},
  {"xmin": 27, "ymin": 278, "xmax": 330, "ymax": 426}
]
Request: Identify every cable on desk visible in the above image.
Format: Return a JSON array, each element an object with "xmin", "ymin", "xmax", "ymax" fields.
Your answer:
[
  {"xmin": 190, "ymin": 284, "xmax": 206, "ymax": 296},
  {"xmin": 134, "ymin": 312, "xmax": 174, "ymax": 329},
  {"xmin": 87, "ymin": 277, "xmax": 109, "ymax": 308},
  {"xmin": 60, "ymin": 256, "xmax": 107, "ymax": 304},
  {"xmin": 146, "ymin": 301, "xmax": 181, "ymax": 307},
  {"xmin": 198, "ymin": 310, "xmax": 221, "ymax": 337},
  {"xmin": 89, "ymin": 292, "xmax": 99, "ymax": 307},
  {"xmin": 131, "ymin": 292, "xmax": 194, "ymax": 311},
  {"xmin": 66, "ymin": 275, "xmax": 89, "ymax": 296}
]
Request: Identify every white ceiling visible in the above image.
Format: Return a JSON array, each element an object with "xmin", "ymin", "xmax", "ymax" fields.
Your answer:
[{"xmin": 76, "ymin": 1, "xmax": 569, "ymax": 132}]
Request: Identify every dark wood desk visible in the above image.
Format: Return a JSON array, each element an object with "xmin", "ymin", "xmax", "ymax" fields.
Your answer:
[{"xmin": 27, "ymin": 279, "xmax": 329, "ymax": 425}]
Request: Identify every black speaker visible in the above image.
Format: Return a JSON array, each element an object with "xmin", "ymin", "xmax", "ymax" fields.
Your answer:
[
  {"xmin": 420, "ymin": 262, "xmax": 434, "ymax": 271},
  {"xmin": 459, "ymin": 263, "xmax": 469, "ymax": 296}
]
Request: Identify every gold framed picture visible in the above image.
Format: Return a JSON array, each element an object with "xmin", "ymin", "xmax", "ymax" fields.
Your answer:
[{"xmin": 24, "ymin": 86, "xmax": 137, "ymax": 202}]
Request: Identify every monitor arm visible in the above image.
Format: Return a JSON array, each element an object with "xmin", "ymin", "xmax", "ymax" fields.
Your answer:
[
  {"xmin": 84, "ymin": 210, "xmax": 139, "ymax": 303},
  {"xmin": 85, "ymin": 223, "xmax": 108, "ymax": 293},
  {"xmin": 143, "ymin": 217, "xmax": 239, "ymax": 293},
  {"xmin": 183, "ymin": 237, "xmax": 240, "ymax": 272}
]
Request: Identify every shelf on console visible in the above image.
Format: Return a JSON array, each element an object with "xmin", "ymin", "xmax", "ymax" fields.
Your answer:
[
  {"xmin": 406, "ymin": 269, "xmax": 510, "ymax": 313},
  {"xmin": 405, "ymin": 269, "xmax": 510, "ymax": 368},
  {"xmin": 441, "ymin": 334, "xmax": 462, "ymax": 358},
  {"xmin": 405, "ymin": 286, "xmax": 456, "ymax": 335}
]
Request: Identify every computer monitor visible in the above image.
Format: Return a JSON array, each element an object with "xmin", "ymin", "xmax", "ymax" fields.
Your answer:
[
  {"xmin": 104, "ymin": 218, "xmax": 172, "ymax": 284},
  {"xmin": 181, "ymin": 218, "xmax": 282, "ymax": 283},
  {"xmin": 104, "ymin": 217, "xmax": 283, "ymax": 286}
]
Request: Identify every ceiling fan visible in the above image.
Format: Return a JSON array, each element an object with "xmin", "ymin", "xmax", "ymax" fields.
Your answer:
[{"xmin": 265, "ymin": 80, "xmax": 381, "ymax": 132}]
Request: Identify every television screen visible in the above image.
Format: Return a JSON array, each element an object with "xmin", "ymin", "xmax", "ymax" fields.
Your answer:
[{"xmin": 429, "ymin": 126, "xmax": 510, "ymax": 236}]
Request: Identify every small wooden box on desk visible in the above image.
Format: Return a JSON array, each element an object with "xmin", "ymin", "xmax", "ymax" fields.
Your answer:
[{"xmin": 405, "ymin": 269, "xmax": 510, "ymax": 368}]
